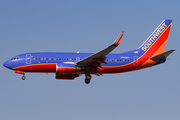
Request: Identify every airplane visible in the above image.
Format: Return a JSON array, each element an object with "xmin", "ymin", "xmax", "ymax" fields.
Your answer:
[{"xmin": 3, "ymin": 19, "xmax": 175, "ymax": 84}]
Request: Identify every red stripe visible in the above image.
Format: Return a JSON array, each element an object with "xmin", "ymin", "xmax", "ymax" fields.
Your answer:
[{"xmin": 13, "ymin": 64, "xmax": 56, "ymax": 73}]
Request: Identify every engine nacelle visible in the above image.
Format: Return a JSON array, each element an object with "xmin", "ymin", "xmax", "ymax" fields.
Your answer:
[{"xmin": 56, "ymin": 63, "xmax": 77, "ymax": 73}]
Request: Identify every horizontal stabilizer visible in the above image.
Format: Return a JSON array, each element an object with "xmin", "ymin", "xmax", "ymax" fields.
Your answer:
[{"xmin": 150, "ymin": 49, "xmax": 175, "ymax": 60}]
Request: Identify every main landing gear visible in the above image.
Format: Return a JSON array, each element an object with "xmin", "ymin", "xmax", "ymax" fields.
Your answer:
[{"xmin": 85, "ymin": 72, "xmax": 91, "ymax": 84}]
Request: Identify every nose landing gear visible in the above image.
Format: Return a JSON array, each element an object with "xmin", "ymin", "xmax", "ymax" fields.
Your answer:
[
  {"xmin": 22, "ymin": 75, "xmax": 26, "ymax": 80},
  {"xmin": 15, "ymin": 70, "xmax": 26, "ymax": 80}
]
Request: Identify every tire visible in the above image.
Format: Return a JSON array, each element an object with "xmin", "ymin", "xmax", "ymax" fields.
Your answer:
[
  {"xmin": 85, "ymin": 79, "xmax": 90, "ymax": 84},
  {"xmin": 22, "ymin": 76, "xmax": 26, "ymax": 80}
]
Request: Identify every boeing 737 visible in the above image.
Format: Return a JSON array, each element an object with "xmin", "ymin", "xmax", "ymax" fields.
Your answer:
[{"xmin": 3, "ymin": 19, "xmax": 175, "ymax": 84}]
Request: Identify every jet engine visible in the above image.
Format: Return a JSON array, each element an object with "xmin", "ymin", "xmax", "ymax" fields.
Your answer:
[{"xmin": 56, "ymin": 63, "xmax": 78, "ymax": 73}]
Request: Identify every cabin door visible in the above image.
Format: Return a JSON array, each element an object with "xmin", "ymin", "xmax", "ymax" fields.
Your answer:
[
  {"xmin": 133, "ymin": 56, "xmax": 138, "ymax": 66},
  {"xmin": 26, "ymin": 54, "xmax": 31, "ymax": 64}
]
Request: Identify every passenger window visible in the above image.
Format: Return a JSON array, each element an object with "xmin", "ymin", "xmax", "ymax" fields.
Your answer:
[
  {"xmin": 44, "ymin": 58, "xmax": 46, "ymax": 60},
  {"xmin": 51, "ymin": 58, "xmax": 53, "ymax": 60},
  {"xmin": 33, "ymin": 58, "xmax": 35, "ymax": 60},
  {"xmin": 57, "ymin": 58, "xmax": 58, "ymax": 60},
  {"xmin": 49, "ymin": 58, "xmax": 51, "ymax": 60},
  {"xmin": 109, "ymin": 59, "xmax": 111, "ymax": 61},
  {"xmin": 54, "ymin": 58, "xmax": 56, "ymax": 60},
  {"xmin": 112, "ymin": 59, "xmax": 114, "ymax": 61},
  {"xmin": 46, "ymin": 58, "xmax": 48, "ymax": 60},
  {"xmin": 117, "ymin": 59, "xmax": 119, "ymax": 61},
  {"xmin": 36, "ymin": 58, "xmax": 38, "ymax": 60},
  {"xmin": 59, "ymin": 58, "xmax": 61, "ymax": 60},
  {"xmin": 64, "ymin": 58, "xmax": 66, "ymax": 60},
  {"xmin": 39, "ymin": 58, "xmax": 40, "ymax": 60}
]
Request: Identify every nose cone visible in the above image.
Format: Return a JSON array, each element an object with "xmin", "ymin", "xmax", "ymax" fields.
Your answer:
[{"xmin": 3, "ymin": 60, "xmax": 11, "ymax": 69}]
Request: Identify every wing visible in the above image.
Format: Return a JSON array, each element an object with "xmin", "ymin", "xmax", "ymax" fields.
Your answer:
[{"xmin": 76, "ymin": 32, "xmax": 124, "ymax": 69}]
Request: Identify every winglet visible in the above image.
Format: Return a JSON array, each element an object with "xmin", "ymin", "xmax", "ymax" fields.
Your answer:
[{"xmin": 111, "ymin": 31, "xmax": 124, "ymax": 46}]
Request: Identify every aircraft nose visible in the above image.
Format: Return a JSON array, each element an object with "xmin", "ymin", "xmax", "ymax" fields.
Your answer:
[{"xmin": 3, "ymin": 60, "xmax": 11, "ymax": 69}]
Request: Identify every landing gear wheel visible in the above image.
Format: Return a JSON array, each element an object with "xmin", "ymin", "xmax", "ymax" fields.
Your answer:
[
  {"xmin": 85, "ymin": 74, "xmax": 91, "ymax": 84},
  {"xmin": 85, "ymin": 79, "xmax": 90, "ymax": 84},
  {"xmin": 22, "ymin": 76, "xmax": 26, "ymax": 80}
]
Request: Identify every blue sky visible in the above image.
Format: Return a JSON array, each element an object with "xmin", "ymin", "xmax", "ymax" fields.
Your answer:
[{"xmin": 0, "ymin": 0, "xmax": 180, "ymax": 120}]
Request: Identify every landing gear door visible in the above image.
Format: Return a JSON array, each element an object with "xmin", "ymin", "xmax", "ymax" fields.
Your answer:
[{"xmin": 26, "ymin": 54, "xmax": 31, "ymax": 64}]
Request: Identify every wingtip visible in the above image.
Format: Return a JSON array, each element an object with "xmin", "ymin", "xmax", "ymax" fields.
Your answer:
[
  {"xmin": 120, "ymin": 31, "xmax": 124, "ymax": 35},
  {"xmin": 111, "ymin": 32, "xmax": 124, "ymax": 46}
]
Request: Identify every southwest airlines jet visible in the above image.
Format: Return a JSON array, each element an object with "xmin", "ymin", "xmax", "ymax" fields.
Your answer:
[{"xmin": 3, "ymin": 19, "xmax": 175, "ymax": 84}]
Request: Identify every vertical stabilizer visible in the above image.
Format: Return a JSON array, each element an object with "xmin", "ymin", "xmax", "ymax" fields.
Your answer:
[{"xmin": 139, "ymin": 19, "xmax": 172, "ymax": 55}]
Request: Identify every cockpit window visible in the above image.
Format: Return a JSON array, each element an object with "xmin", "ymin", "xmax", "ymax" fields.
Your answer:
[{"xmin": 11, "ymin": 57, "xmax": 19, "ymax": 60}]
